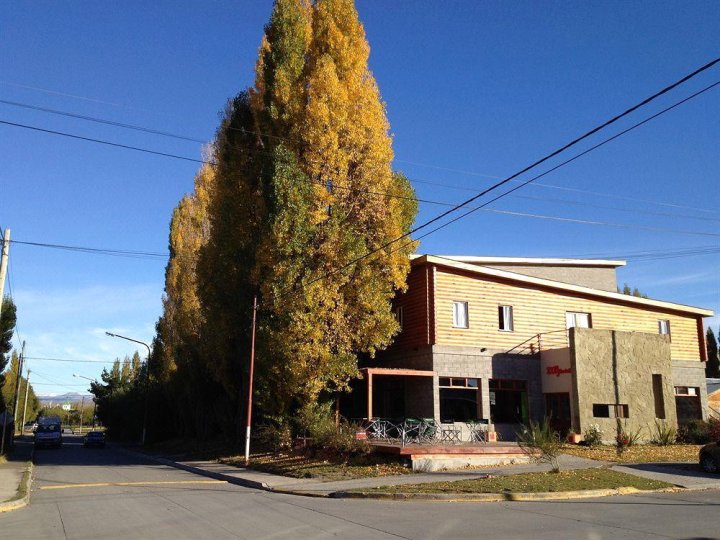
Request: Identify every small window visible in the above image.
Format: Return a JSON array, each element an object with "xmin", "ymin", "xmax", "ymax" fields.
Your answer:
[
  {"xmin": 452, "ymin": 301, "xmax": 469, "ymax": 328},
  {"xmin": 439, "ymin": 377, "xmax": 479, "ymax": 389},
  {"xmin": 566, "ymin": 312, "xmax": 591, "ymax": 329},
  {"xmin": 498, "ymin": 305, "xmax": 514, "ymax": 331},
  {"xmin": 675, "ymin": 386, "xmax": 698, "ymax": 397},
  {"xmin": 658, "ymin": 320, "xmax": 670, "ymax": 335},
  {"xmin": 615, "ymin": 404, "xmax": 629, "ymax": 418},
  {"xmin": 592, "ymin": 403, "xmax": 629, "ymax": 418},
  {"xmin": 652, "ymin": 374, "xmax": 666, "ymax": 419},
  {"xmin": 592, "ymin": 404, "xmax": 610, "ymax": 418}
]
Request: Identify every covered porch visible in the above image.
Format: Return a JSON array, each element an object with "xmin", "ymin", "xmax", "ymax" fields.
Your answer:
[{"xmin": 361, "ymin": 367, "xmax": 436, "ymax": 421}]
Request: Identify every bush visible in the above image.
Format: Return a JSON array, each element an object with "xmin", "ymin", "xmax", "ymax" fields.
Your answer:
[
  {"xmin": 651, "ymin": 420, "xmax": 677, "ymax": 446},
  {"xmin": 677, "ymin": 420, "xmax": 710, "ymax": 444},
  {"xmin": 517, "ymin": 418, "xmax": 562, "ymax": 472},
  {"xmin": 709, "ymin": 418, "xmax": 720, "ymax": 441},
  {"xmin": 295, "ymin": 401, "xmax": 370, "ymax": 460},
  {"xmin": 583, "ymin": 424, "xmax": 603, "ymax": 447},
  {"xmin": 256, "ymin": 421, "xmax": 292, "ymax": 452}
]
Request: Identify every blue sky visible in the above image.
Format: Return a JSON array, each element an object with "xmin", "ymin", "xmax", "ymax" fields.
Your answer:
[{"xmin": 1, "ymin": 1, "xmax": 718, "ymax": 396}]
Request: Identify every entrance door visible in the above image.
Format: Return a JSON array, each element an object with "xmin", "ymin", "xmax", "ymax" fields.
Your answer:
[{"xmin": 545, "ymin": 393, "xmax": 571, "ymax": 436}]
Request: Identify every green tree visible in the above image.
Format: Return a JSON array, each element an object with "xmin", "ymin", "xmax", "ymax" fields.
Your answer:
[
  {"xmin": 706, "ymin": 327, "xmax": 720, "ymax": 378},
  {"xmin": 251, "ymin": 0, "xmax": 418, "ymax": 414},
  {"xmin": 0, "ymin": 297, "xmax": 17, "ymax": 412},
  {"xmin": 143, "ymin": 0, "xmax": 418, "ymax": 442}
]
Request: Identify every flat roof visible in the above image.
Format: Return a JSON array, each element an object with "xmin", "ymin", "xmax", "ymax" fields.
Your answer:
[
  {"xmin": 429, "ymin": 255, "xmax": 626, "ymax": 267},
  {"xmin": 413, "ymin": 255, "xmax": 714, "ymax": 317}
]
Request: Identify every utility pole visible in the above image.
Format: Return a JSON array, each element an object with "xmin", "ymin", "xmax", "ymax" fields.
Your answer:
[
  {"xmin": 21, "ymin": 370, "xmax": 31, "ymax": 433},
  {"xmin": 0, "ymin": 229, "xmax": 11, "ymax": 452},
  {"xmin": 0, "ymin": 228, "xmax": 9, "ymax": 320},
  {"xmin": 244, "ymin": 295, "xmax": 258, "ymax": 465},
  {"xmin": 79, "ymin": 396, "xmax": 85, "ymax": 434},
  {"xmin": 12, "ymin": 341, "xmax": 26, "ymax": 434}
]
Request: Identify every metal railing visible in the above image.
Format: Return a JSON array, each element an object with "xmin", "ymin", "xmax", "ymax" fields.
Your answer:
[{"xmin": 506, "ymin": 329, "xmax": 569, "ymax": 355}]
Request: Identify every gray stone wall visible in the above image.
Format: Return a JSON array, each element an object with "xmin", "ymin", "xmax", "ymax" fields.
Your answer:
[
  {"xmin": 672, "ymin": 360, "xmax": 708, "ymax": 421},
  {"xmin": 571, "ymin": 328, "xmax": 676, "ymax": 442},
  {"xmin": 484, "ymin": 264, "xmax": 617, "ymax": 291}
]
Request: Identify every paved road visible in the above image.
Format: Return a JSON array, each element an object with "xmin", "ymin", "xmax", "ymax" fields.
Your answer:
[{"xmin": 2, "ymin": 436, "xmax": 720, "ymax": 539}]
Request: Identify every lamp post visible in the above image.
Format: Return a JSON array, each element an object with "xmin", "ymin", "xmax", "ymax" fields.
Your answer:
[
  {"xmin": 73, "ymin": 374, "xmax": 97, "ymax": 428},
  {"xmin": 104, "ymin": 332, "xmax": 152, "ymax": 445}
]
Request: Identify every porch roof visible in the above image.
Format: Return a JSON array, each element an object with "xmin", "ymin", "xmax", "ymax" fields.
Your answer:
[{"xmin": 360, "ymin": 367, "xmax": 435, "ymax": 377}]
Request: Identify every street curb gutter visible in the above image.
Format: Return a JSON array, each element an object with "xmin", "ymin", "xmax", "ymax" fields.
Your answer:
[
  {"xmin": 120, "ymin": 448, "xmax": 687, "ymax": 503},
  {"xmin": 118, "ymin": 448, "xmax": 271, "ymax": 492},
  {"xmin": 331, "ymin": 486, "xmax": 681, "ymax": 502},
  {"xmin": 0, "ymin": 453, "xmax": 34, "ymax": 513}
]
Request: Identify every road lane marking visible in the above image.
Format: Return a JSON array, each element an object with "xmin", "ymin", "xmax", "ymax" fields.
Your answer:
[{"xmin": 40, "ymin": 480, "xmax": 227, "ymax": 490}]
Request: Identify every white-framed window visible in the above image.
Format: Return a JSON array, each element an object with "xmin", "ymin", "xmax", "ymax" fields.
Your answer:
[
  {"xmin": 452, "ymin": 301, "xmax": 469, "ymax": 328},
  {"xmin": 566, "ymin": 312, "xmax": 591, "ymax": 329},
  {"xmin": 658, "ymin": 319, "xmax": 671, "ymax": 336},
  {"xmin": 498, "ymin": 305, "xmax": 514, "ymax": 331},
  {"xmin": 394, "ymin": 306, "xmax": 404, "ymax": 330}
]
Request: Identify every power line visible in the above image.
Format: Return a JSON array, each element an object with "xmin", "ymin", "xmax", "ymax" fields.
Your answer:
[
  {"xmin": 4, "ymin": 94, "xmax": 718, "ymax": 219},
  {"xmin": 0, "ymin": 98, "xmax": 207, "ymax": 144},
  {"xmin": 24, "ymin": 356, "xmax": 114, "ymax": 364},
  {"xmin": 411, "ymin": 176, "xmax": 720, "ymax": 217},
  {"xmin": 10, "ymin": 240, "xmax": 167, "ymax": 259},
  {"xmin": 297, "ymin": 72, "xmax": 720, "ymax": 294},
  {"xmin": 405, "ymin": 79, "xmax": 720, "ymax": 252},
  {"xmin": 0, "ymin": 119, "xmax": 210, "ymax": 165}
]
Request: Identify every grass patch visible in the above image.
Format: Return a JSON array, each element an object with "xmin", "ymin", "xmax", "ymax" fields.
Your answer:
[
  {"xmin": 5, "ymin": 463, "xmax": 32, "ymax": 503},
  {"xmin": 143, "ymin": 437, "xmax": 410, "ymax": 482},
  {"xmin": 222, "ymin": 450, "xmax": 411, "ymax": 482},
  {"xmin": 361, "ymin": 468, "xmax": 672, "ymax": 494},
  {"xmin": 561, "ymin": 444, "xmax": 702, "ymax": 463}
]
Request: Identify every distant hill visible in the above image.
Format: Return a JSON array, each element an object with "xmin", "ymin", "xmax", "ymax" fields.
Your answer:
[{"xmin": 37, "ymin": 392, "xmax": 92, "ymax": 406}]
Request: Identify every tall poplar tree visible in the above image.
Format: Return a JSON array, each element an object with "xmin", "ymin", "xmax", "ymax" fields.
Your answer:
[
  {"xmin": 152, "ymin": 0, "xmax": 418, "ymax": 436},
  {"xmin": 0, "ymin": 298, "xmax": 17, "ymax": 413},
  {"xmin": 707, "ymin": 327, "xmax": 720, "ymax": 378},
  {"xmin": 251, "ymin": 0, "xmax": 418, "ymax": 413}
]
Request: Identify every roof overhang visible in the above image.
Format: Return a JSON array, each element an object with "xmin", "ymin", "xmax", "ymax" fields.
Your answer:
[
  {"xmin": 433, "ymin": 255, "xmax": 626, "ymax": 267},
  {"xmin": 360, "ymin": 368, "xmax": 435, "ymax": 377},
  {"xmin": 412, "ymin": 255, "xmax": 714, "ymax": 318}
]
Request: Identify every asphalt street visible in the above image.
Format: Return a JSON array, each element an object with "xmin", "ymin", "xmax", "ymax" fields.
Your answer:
[{"xmin": 2, "ymin": 436, "xmax": 720, "ymax": 539}]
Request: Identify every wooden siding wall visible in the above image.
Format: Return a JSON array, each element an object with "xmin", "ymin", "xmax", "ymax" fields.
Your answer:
[
  {"xmin": 429, "ymin": 267, "xmax": 703, "ymax": 361},
  {"xmin": 390, "ymin": 265, "xmax": 431, "ymax": 350}
]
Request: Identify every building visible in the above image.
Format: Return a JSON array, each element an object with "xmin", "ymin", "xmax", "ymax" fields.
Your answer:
[
  {"xmin": 357, "ymin": 255, "xmax": 713, "ymax": 442},
  {"xmin": 707, "ymin": 378, "xmax": 720, "ymax": 419}
]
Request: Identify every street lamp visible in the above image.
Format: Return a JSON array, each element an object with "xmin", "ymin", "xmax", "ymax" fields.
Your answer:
[
  {"xmin": 73, "ymin": 374, "xmax": 97, "ymax": 429},
  {"xmin": 104, "ymin": 332, "xmax": 152, "ymax": 445}
]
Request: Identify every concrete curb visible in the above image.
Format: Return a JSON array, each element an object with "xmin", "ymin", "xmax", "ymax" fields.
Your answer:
[
  {"xmin": 117, "ymin": 447, "xmax": 272, "ymax": 492},
  {"xmin": 0, "ymin": 449, "xmax": 35, "ymax": 513},
  {"xmin": 332, "ymin": 486, "xmax": 681, "ymax": 502},
  {"xmin": 119, "ymin": 448, "xmax": 689, "ymax": 503}
]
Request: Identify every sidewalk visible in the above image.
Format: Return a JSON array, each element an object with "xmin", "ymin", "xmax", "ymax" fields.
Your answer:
[
  {"xmin": 0, "ymin": 437, "xmax": 33, "ymax": 505},
  {"xmin": 611, "ymin": 462, "xmax": 720, "ymax": 490},
  {"xmin": 141, "ymin": 451, "xmax": 608, "ymax": 497}
]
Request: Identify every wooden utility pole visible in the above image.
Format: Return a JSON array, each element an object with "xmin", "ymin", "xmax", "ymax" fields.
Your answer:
[
  {"xmin": 21, "ymin": 370, "xmax": 31, "ymax": 433},
  {"xmin": 0, "ymin": 228, "xmax": 9, "ymax": 320},
  {"xmin": 244, "ymin": 295, "xmax": 258, "ymax": 465},
  {"xmin": 0, "ymin": 228, "xmax": 9, "ymax": 452}
]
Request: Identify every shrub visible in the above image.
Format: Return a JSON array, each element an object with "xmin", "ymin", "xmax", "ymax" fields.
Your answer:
[
  {"xmin": 651, "ymin": 420, "xmax": 677, "ymax": 445},
  {"xmin": 517, "ymin": 418, "xmax": 562, "ymax": 472},
  {"xmin": 709, "ymin": 418, "xmax": 720, "ymax": 441},
  {"xmin": 677, "ymin": 420, "xmax": 710, "ymax": 444},
  {"xmin": 256, "ymin": 421, "xmax": 292, "ymax": 452},
  {"xmin": 294, "ymin": 401, "xmax": 370, "ymax": 460},
  {"xmin": 583, "ymin": 424, "xmax": 603, "ymax": 447}
]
